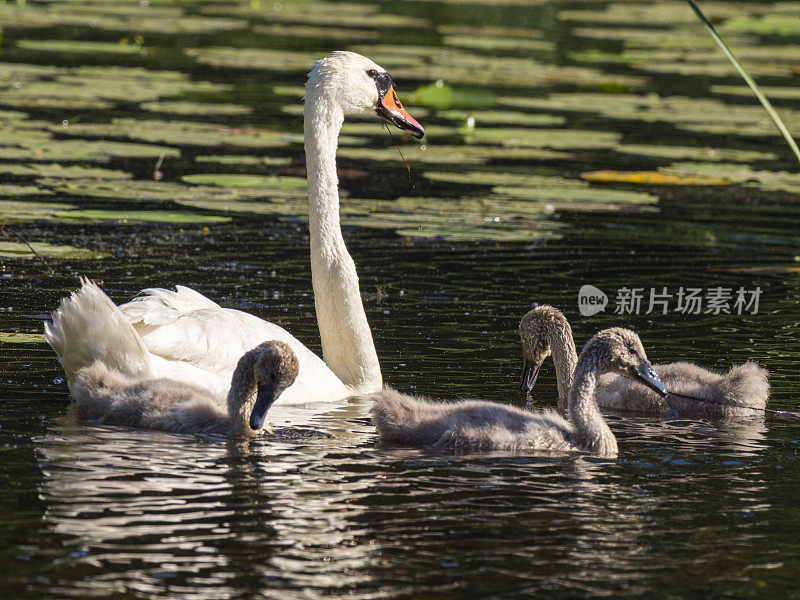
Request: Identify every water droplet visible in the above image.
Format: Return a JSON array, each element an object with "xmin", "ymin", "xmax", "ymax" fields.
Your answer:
[{"xmin": 53, "ymin": 377, "xmax": 64, "ymax": 385}]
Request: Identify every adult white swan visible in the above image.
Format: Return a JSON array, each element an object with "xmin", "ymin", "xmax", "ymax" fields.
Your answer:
[{"xmin": 45, "ymin": 51, "xmax": 425, "ymax": 405}]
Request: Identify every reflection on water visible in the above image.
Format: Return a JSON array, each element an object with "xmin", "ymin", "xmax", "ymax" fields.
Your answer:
[{"xmin": 31, "ymin": 411, "xmax": 780, "ymax": 599}]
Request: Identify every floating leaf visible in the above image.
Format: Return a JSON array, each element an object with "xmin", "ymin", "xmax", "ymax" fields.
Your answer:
[
  {"xmin": 614, "ymin": 144, "xmax": 776, "ymax": 162},
  {"xmin": 0, "ymin": 163, "xmax": 132, "ymax": 179},
  {"xmin": 0, "ymin": 139, "xmax": 179, "ymax": 162},
  {"xmin": 424, "ymin": 171, "xmax": 585, "ymax": 188},
  {"xmin": 661, "ymin": 163, "xmax": 800, "ymax": 194},
  {"xmin": 405, "ymin": 81, "xmax": 496, "ymax": 110},
  {"xmin": 0, "ymin": 241, "xmax": 108, "ymax": 259},
  {"xmin": 0, "ymin": 332, "xmax": 47, "ymax": 344},
  {"xmin": 494, "ymin": 186, "xmax": 658, "ymax": 209},
  {"xmin": 436, "ymin": 110, "xmax": 564, "ymax": 127},
  {"xmin": 0, "ymin": 200, "xmax": 75, "ymax": 223},
  {"xmin": 140, "ymin": 101, "xmax": 252, "ymax": 116},
  {"xmin": 0, "ymin": 185, "xmax": 53, "ymax": 197},
  {"xmin": 195, "ymin": 155, "xmax": 292, "ymax": 166},
  {"xmin": 53, "ymin": 209, "xmax": 231, "ymax": 224},
  {"xmin": 181, "ymin": 174, "xmax": 307, "ymax": 189},
  {"xmin": 15, "ymin": 40, "xmax": 147, "ymax": 55},
  {"xmin": 55, "ymin": 118, "xmax": 306, "ymax": 148},
  {"xmin": 581, "ymin": 170, "xmax": 732, "ymax": 186}
]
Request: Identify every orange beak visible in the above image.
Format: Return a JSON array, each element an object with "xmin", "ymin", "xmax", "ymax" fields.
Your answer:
[{"xmin": 377, "ymin": 85, "xmax": 425, "ymax": 139}]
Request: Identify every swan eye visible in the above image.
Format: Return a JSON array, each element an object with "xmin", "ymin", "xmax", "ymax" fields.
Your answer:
[{"xmin": 366, "ymin": 69, "xmax": 378, "ymax": 78}]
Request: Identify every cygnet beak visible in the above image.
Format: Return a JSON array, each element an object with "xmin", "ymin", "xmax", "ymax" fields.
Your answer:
[
  {"xmin": 634, "ymin": 361, "xmax": 668, "ymax": 397},
  {"xmin": 250, "ymin": 383, "xmax": 278, "ymax": 433}
]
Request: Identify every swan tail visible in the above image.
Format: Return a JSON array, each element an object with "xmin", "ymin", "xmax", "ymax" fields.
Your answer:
[
  {"xmin": 369, "ymin": 386, "xmax": 444, "ymax": 445},
  {"xmin": 119, "ymin": 285, "xmax": 220, "ymax": 325},
  {"xmin": 718, "ymin": 362, "xmax": 769, "ymax": 410},
  {"xmin": 45, "ymin": 278, "xmax": 152, "ymax": 382}
]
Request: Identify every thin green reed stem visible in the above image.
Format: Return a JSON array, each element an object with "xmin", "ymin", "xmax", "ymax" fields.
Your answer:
[{"xmin": 685, "ymin": 0, "xmax": 800, "ymax": 166}]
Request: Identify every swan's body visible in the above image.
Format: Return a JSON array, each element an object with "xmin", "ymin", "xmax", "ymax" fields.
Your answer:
[
  {"xmin": 45, "ymin": 52, "xmax": 424, "ymax": 406},
  {"xmin": 371, "ymin": 328, "xmax": 667, "ymax": 456},
  {"xmin": 519, "ymin": 305, "xmax": 769, "ymax": 419},
  {"xmin": 72, "ymin": 341, "xmax": 299, "ymax": 436}
]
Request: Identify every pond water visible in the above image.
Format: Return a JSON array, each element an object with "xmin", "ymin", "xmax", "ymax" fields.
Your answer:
[{"xmin": 0, "ymin": 0, "xmax": 799, "ymax": 598}]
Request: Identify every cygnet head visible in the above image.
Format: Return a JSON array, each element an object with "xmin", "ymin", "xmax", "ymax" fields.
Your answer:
[
  {"xmin": 306, "ymin": 51, "xmax": 424, "ymax": 138},
  {"xmin": 518, "ymin": 305, "xmax": 572, "ymax": 398},
  {"xmin": 581, "ymin": 327, "xmax": 668, "ymax": 396},
  {"xmin": 248, "ymin": 340, "xmax": 300, "ymax": 432}
]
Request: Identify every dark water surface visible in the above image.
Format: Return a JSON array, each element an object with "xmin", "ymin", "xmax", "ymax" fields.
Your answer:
[{"xmin": 1, "ymin": 0, "xmax": 799, "ymax": 598}]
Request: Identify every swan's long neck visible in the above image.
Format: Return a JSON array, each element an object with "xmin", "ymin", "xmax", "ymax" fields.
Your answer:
[
  {"xmin": 550, "ymin": 326, "xmax": 578, "ymax": 413},
  {"xmin": 228, "ymin": 356, "xmax": 257, "ymax": 436},
  {"xmin": 568, "ymin": 359, "xmax": 617, "ymax": 453},
  {"xmin": 303, "ymin": 89, "xmax": 381, "ymax": 394}
]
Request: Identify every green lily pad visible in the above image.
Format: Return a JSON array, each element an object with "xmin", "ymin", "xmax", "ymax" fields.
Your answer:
[
  {"xmin": 499, "ymin": 93, "xmax": 800, "ymax": 138},
  {"xmin": 0, "ymin": 185, "xmax": 53, "ymax": 197},
  {"xmin": 614, "ymin": 144, "xmax": 776, "ymax": 163},
  {"xmin": 47, "ymin": 179, "xmax": 306, "ymax": 203},
  {"xmin": 140, "ymin": 101, "xmax": 252, "ymax": 116},
  {"xmin": 711, "ymin": 85, "xmax": 800, "ymax": 100},
  {"xmin": 436, "ymin": 110, "xmax": 564, "ymax": 127},
  {"xmin": 185, "ymin": 47, "xmax": 322, "ymax": 71},
  {"xmin": 53, "ymin": 209, "xmax": 232, "ymax": 224},
  {"xmin": 0, "ymin": 241, "xmax": 108, "ymax": 259},
  {"xmin": 200, "ymin": 2, "xmax": 426, "ymax": 28},
  {"xmin": 423, "ymin": 171, "xmax": 586, "ymax": 188},
  {"xmin": 195, "ymin": 155, "xmax": 292, "ymax": 166},
  {"xmin": 0, "ymin": 332, "xmax": 47, "ymax": 344},
  {"xmin": 493, "ymin": 186, "xmax": 658, "ymax": 209},
  {"xmin": 464, "ymin": 128, "xmax": 621, "ymax": 150},
  {"xmin": 0, "ymin": 163, "xmax": 132, "ymax": 179},
  {"xmin": 441, "ymin": 35, "xmax": 552, "ymax": 52},
  {"xmin": 181, "ymin": 174, "xmax": 307, "ymax": 189},
  {"xmin": 56, "ymin": 118, "xmax": 303, "ymax": 148},
  {"xmin": 337, "ymin": 145, "xmax": 572, "ymax": 165},
  {"xmin": 15, "ymin": 40, "xmax": 148, "ymax": 55},
  {"xmin": 407, "ymin": 80, "xmax": 497, "ymax": 110},
  {"xmin": 0, "ymin": 139, "xmax": 179, "ymax": 162},
  {"xmin": 723, "ymin": 14, "xmax": 800, "ymax": 36},
  {"xmin": 0, "ymin": 200, "xmax": 76, "ymax": 223},
  {"xmin": 661, "ymin": 163, "xmax": 800, "ymax": 195},
  {"xmin": 252, "ymin": 23, "xmax": 377, "ymax": 40}
]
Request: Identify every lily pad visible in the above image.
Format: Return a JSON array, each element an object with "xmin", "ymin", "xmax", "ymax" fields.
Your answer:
[
  {"xmin": 711, "ymin": 85, "xmax": 800, "ymax": 100},
  {"xmin": 0, "ymin": 185, "xmax": 53, "ymax": 197},
  {"xmin": 614, "ymin": 144, "xmax": 776, "ymax": 163},
  {"xmin": 404, "ymin": 81, "xmax": 496, "ymax": 110},
  {"xmin": 0, "ymin": 241, "xmax": 108, "ymax": 259},
  {"xmin": 140, "ymin": 101, "xmax": 252, "ymax": 116},
  {"xmin": 0, "ymin": 163, "xmax": 132, "ymax": 179},
  {"xmin": 195, "ymin": 155, "xmax": 292, "ymax": 166},
  {"xmin": 723, "ymin": 14, "xmax": 800, "ymax": 36},
  {"xmin": 581, "ymin": 170, "xmax": 733, "ymax": 186},
  {"xmin": 181, "ymin": 174, "xmax": 307, "ymax": 189},
  {"xmin": 252, "ymin": 23, "xmax": 377, "ymax": 40},
  {"xmin": 55, "ymin": 118, "xmax": 304, "ymax": 149},
  {"xmin": 15, "ymin": 40, "xmax": 148, "ymax": 55},
  {"xmin": 493, "ymin": 186, "xmax": 658, "ymax": 208},
  {"xmin": 0, "ymin": 200, "xmax": 76, "ymax": 223},
  {"xmin": 53, "ymin": 209, "xmax": 232, "ymax": 224},
  {"xmin": 185, "ymin": 48, "xmax": 322, "ymax": 72},
  {"xmin": 0, "ymin": 139, "xmax": 179, "ymax": 161},
  {"xmin": 661, "ymin": 163, "xmax": 800, "ymax": 195},
  {"xmin": 47, "ymin": 179, "xmax": 306, "ymax": 202},
  {"xmin": 441, "ymin": 35, "xmax": 552, "ymax": 52},
  {"xmin": 336, "ymin": 145, "xmax": 571, "ymax": 165},
  {"xmin": 424, "ymin": 171, "xmax": 586, "ymax": 188},
  {"xmin": 464, "ymin": 128, "xmax": 621, "ymax": 150},
  {"xmin": 0, "ymin": 332, "xmax": 47, "ymax": 344},
  {"xmin": 436, "ymin": 110, "xmax": 564, "ymax": 127}
]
